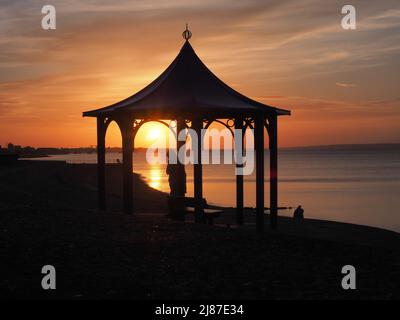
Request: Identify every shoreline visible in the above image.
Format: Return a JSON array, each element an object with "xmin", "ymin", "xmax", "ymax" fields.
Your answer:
[
  {"xmin": 7, "ymin": 159, "xmax": 400, "ymax": 236},
  {"xmin": 17, "ymin": 149, "xmax": 400, "ymax": 234},
  {"xmin": 7, "ymin": 156, "xmax": 400, "ymax": 235}
]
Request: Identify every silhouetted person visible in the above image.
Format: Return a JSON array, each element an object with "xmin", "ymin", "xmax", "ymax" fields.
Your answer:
[
  {"xmin": 166, "ymin": 153, "xmax": 186, "ymax": 196},
  {"xmin": 293, "ymin": 205, "xmax": 304, "ymax": 222}
]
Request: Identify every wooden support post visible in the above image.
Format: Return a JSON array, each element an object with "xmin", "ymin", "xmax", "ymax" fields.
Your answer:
[
  {"xmin": 269, "ymin": 114, "xmax": 278, "ymax": 229},
  {"xmin": 255, "ymin": 113, "xmax": 265, "ymax": 232},
  {"xmin": 235, "ymin": 116, "xmax": 244, "ymax": 225},
  {"xmin": 176, "ymin": 118, "xmax": 186, "ymax": 197},
  {"xmin": 97, "ymin": 117, "xmax": 106, "ymax": 211},
  {"xmin": 193, "ymin": 118, "xmax": 204, "ymax": 223},
  {"xmin": 121, "ymin": 119, "xmax": 133, "ymax": 214}
]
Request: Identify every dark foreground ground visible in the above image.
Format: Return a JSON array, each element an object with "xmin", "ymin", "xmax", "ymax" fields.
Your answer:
[{"xmin": 0, "ymin": 161, "xmax": 399, "ymax": 299}]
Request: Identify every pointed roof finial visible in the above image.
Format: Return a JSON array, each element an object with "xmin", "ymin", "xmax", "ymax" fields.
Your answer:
[{"xmin": 182, "ymin": 23, "xmax": 192, "ymax": 41}]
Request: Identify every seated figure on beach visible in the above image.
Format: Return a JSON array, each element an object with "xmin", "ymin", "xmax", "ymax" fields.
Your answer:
[
  {"xmin": 166, "ymin": 155, "xmax": 186, "ymax": 196},
  {"xmin": 293, "ymin": 205, "xmax": 304, "ymax": 221}
]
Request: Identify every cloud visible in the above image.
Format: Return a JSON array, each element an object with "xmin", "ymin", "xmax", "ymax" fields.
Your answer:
[{"xmin": 336, "ymin": 82, "xmax": 357, "ymax": 88}]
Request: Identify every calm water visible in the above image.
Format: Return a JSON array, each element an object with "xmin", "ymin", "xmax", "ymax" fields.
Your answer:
[{"xmin": 35, "ymin": 145, "xmax": 400, "ymax": 232}]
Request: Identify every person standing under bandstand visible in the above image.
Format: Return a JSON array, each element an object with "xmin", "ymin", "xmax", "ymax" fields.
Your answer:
[{"xmin": 166, "ymin": 154, "xmax": 186, "ymax": 196}]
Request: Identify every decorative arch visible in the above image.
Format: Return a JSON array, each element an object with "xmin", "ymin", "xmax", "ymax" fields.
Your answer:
[
  {"xmin": 203, "ymin": 119, "xmax": 234, "ymax": 137},
  {"xmin": 103, "ymin": 118, "xmax": 123, "ymax": 140},
  {"xmin": 132, "ymin": 119, "xmax": 176, "ymax": 140}
]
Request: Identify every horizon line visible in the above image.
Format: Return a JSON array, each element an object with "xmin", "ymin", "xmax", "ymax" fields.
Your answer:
[{"xmin": 4, "ymin": 142, "xmax": 400, "ymax": 150}]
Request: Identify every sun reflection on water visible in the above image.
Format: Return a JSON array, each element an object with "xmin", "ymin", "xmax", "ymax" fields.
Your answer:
[{"xmin": 147, "ymin": 165, "xmax": 165, "ymax": 190}]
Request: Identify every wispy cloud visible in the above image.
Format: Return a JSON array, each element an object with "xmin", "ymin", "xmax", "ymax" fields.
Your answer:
[{"xmin": 336, "ymin": 82, "xmax": 357, "ymax": 88}]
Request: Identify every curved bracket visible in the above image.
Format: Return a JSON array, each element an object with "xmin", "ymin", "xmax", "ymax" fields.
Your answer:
[
  {"xmin": 100, "ymin": 117, "xmax": 123, "ymax": 139},
  {"xmin": 203, "ymin": 119, "xmax": 234, "ymax": 137},
  {"xmin": 104, "ymin": 117, "xmax": 115, "ymax": 132},
  {"xmin": 185, "ymin": 119, "xmax": 192, "ymax": 129},
  {"xmin": 132, "ymin": 119, "xmax": 175, "ymax": 139},
  {"xmin": 243, "ymin": 117, "xmax": 255, "ymax": 133},
  {"xmin": 264, "ymin": 117, "xmax": 270, "ymax": 134}
]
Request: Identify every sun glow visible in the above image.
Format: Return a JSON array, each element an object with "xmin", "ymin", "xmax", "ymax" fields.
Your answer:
[
  {"xmin": 131, "ymin": 122, "xmax": 170, "ymax": 148},
  {"xmin": 147, "ymin": 127, "xmax": 162, "ymax": 141}
]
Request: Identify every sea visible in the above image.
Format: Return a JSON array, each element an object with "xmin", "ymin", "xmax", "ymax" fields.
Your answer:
[{"xmin": 30, "ymin": 144, "xmax": 400, "ymax": 232}]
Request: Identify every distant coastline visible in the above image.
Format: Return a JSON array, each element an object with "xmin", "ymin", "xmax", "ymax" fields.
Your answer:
[
  {"xmin": 3, "ymin": 143, "xmax": 400, "ymax": 159},
  {"xmin": 7, "ymin": 143, "xmax": 400, "ymax": 158},
  {"xmin": 281, "ymin": 143, "xmax": 400, "ymax": 151}
]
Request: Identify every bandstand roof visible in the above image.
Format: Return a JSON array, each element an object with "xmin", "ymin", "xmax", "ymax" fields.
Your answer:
[{"xmin": 83, "ymin": 32, "xmax": 290, "ymax": 118}]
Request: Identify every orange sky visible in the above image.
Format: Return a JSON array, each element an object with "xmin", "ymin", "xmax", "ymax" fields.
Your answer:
[{"xmin": 1, "ymin": 0, "xmax": 399, "ymax": 148}]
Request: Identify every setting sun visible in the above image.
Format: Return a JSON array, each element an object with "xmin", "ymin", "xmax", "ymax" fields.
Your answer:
[{"xmin": 147, "ymin": 128, "xmax": 162, "ymax": 141}]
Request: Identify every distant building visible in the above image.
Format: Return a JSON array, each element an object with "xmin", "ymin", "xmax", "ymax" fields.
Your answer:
[{"xmin": 0, "ymin": 143, "xmax": 19, "ymax": 163}]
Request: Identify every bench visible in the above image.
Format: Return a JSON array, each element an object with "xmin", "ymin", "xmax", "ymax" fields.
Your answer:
[{"xmin": 167, "ymin": 196, "xmax": 223, "ymax": 225}]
